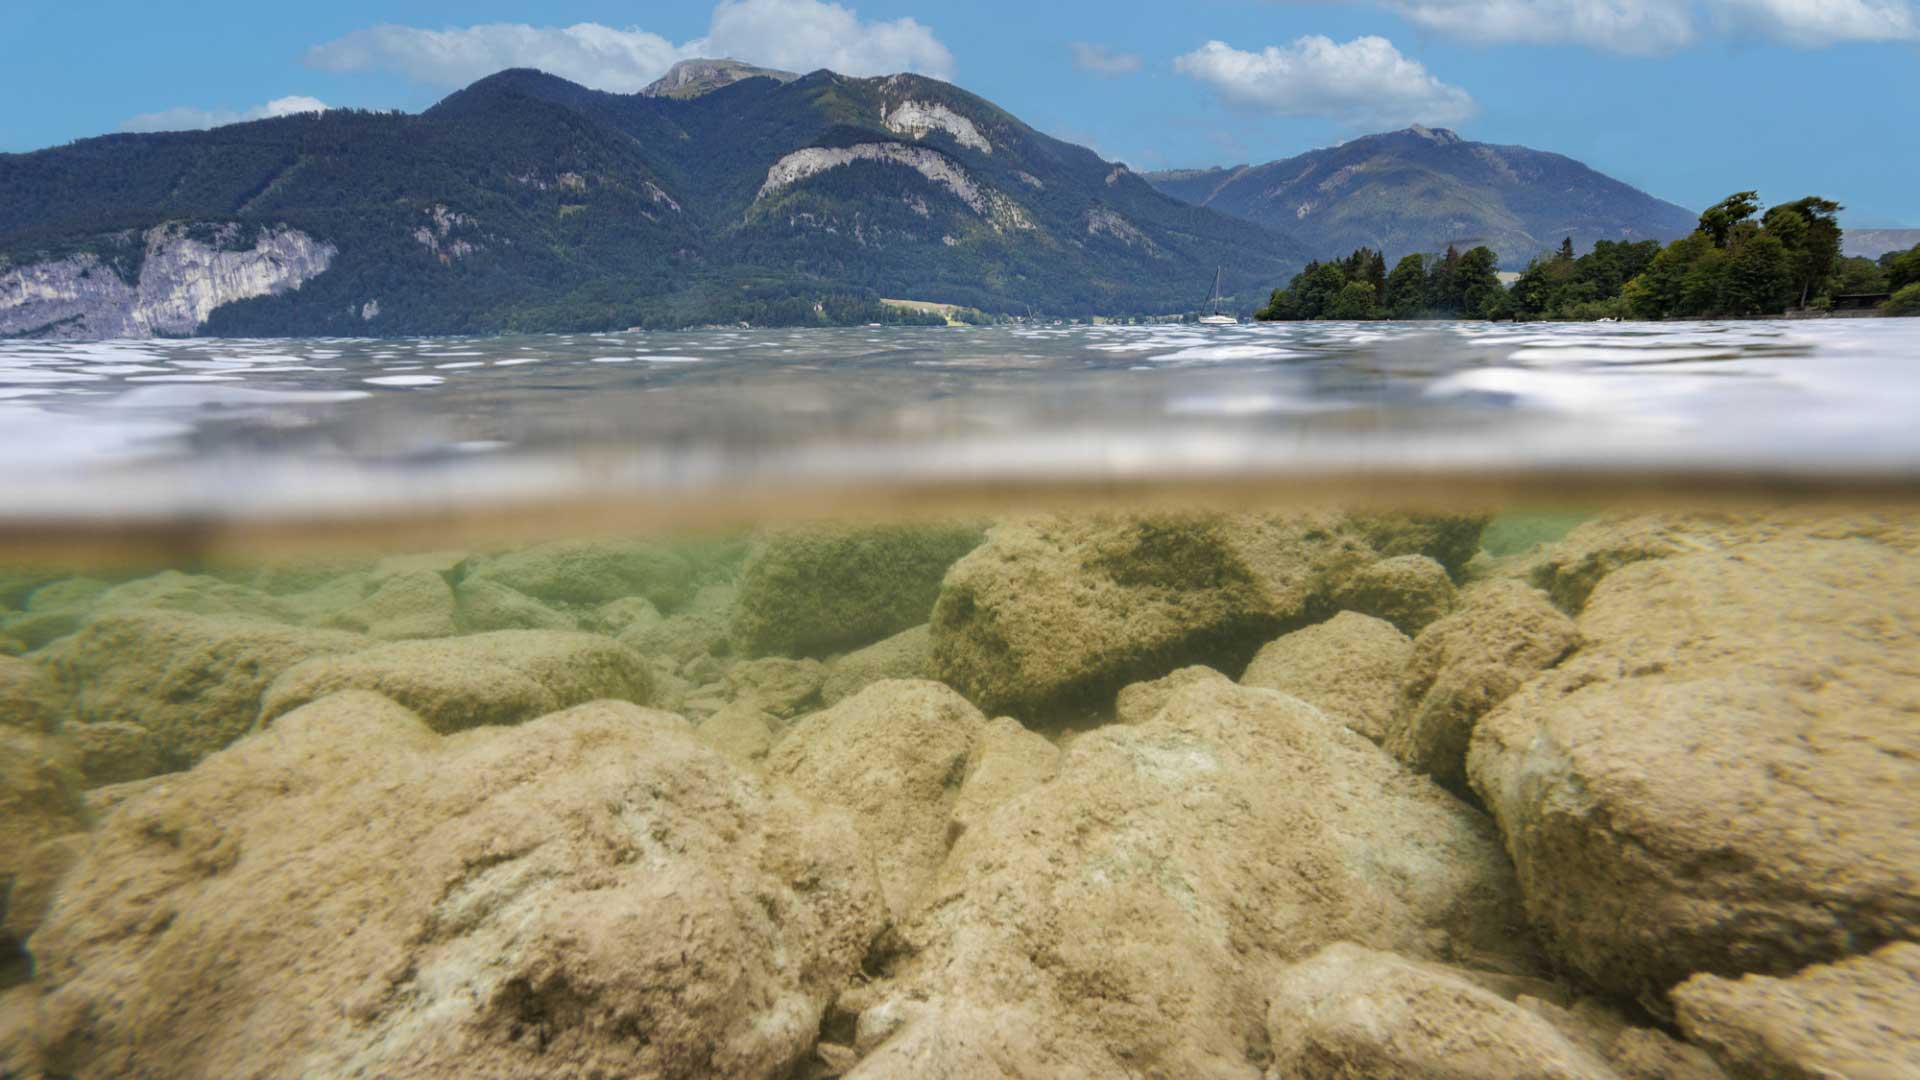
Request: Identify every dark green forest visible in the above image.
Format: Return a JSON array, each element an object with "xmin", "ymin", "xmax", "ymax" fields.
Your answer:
[{"xmin": 1257, "ymin": 192, "xmax": 1920, "ymax": 322}]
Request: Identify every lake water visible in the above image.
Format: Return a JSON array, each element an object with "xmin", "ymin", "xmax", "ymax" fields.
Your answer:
[{"xmin": 1, "ymin": 320, "xmax": 1915, "ymax": 1077}]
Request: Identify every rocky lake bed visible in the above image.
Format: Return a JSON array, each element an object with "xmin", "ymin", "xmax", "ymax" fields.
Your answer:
[{"xmin": 0, "ymin": 507, "xmax": 1915, "ymax": 1078}]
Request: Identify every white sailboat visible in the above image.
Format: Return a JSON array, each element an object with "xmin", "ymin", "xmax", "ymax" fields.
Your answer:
[{"xmin": 1198, "ymin": 267, "xmax": 1237, "ymax": 325}]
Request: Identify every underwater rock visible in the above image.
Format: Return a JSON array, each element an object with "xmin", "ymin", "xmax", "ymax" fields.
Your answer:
[
  {"xmin": 1262, "ymin": 944, "xmax": 1618, "ymax": 1079},
  {"xmin": 39, "ymin": 610, "xmax": 370, "ymax": 769},
  {"xmin": 1469, "ymin": 533, "xmax": 1920, "ymax": 1001},
  {"xmin": 261, "ymin": 630, "xmax": 654, "ymax": 733},
  {"xmin": 1389, "ymin": 581, "xmax": 1577, "ymax": 791},
  {"xmin": 619, "ymin": 583, "xmax": 736, "ymax": 665},
  {"xmin": 26, "ymin": 692, "xmax": 886, "ymax": 1080},
  {"xmin": 947, "ymin": 715, "xmax": 1059, "ymax": 838},
  {"xmin": 730, "ymin": 523, "xmax": 983, "ymax": 659},
  {"xmin": 933, "ymin": 512, "xmax": 1480, "ymax": 718},
  {"xmin": 1672, "ymin": 943, "xmax": 1920, "ymax": 1080},
  {"xmin": 466, "ymin": 537, "xmax": 695, "ymax": 611},
  {"xmin": 0, "ymin": 730, "xmax": 86, "ymax": 941},
  {"xmin": 0, "ymin": 656, "xmax": 62, "ymax": 731},
  {"xmin": 1240, "ymin": 612, "xmax": 1411, "ymax": 742},
  {"xmin": 725, "ymin": 657, "xmax": 826, "ymax": 720},
  {"xmin": 1332, "ymin": 553, "xmax": 1456, "ymax": 636},
  {"xmin": 849, "ymin": 679, "xmax": 1534, "ymax": 1076},
  {"xmin": 767, "ymin": 680, "xmax": 990, "ymax": 920},
  {"xmin": 1348, "ymin": 512, "xmax": 1491, "ymax": 579},
  {"xmin": 1114, "ymin": 664, "xmax": 1234, "ymax": 725},
  {"xmin": 820, "ymin": 624, "xmax": 933, "ymax": 706},
  {"xmin": 92, "ymin": 570, "xmax": 292, "ymax": 621},
  {"xmin": 24, "ymin": 578, "xmax": 111, "ymax": 616},
  {"xmin": 452, "ymin": 576, "xmax": 578, "ymax": 633},
  {"xmin": 584, "ymin": 595, "xmax": 662, "ymax": 636},
  {"xmin": 244, "ymin": 557, "xmax": 368, "ymax": 596},
  {"xmin": 320, "ymin": 568, "xmax": 459, "ymax": 640},
  {"xmin": 2, "ymin": 833, "xmax": 85, "ymax": 955},
  {"xmin": 697, "ymin": 703, "xmax": 778, "ymax": 764},
  {"xmin": 64, "ymin": 721, "xmax": 164, "ymax": 788}
]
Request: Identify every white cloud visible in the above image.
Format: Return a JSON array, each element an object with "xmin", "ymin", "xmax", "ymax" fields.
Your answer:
[
  {"xmin": 1173, "ymin": 37, "xmax": 1475, "ymax": 128},
  {"xmin": 304, "ymin": 0, "xmax": 953, "ymax": 93},
  {"xmin": 1070, "ymin": 42, "xmax": 1144, "ymax": 76},
  {"xmin": 703, "ymin": 0, "xmax": 952, "ymax": 77},
  {"xmin": 121, "ymin": 95, "xmax": 329, "ymax": 134},
  {"xmin": 1326, "ymin": 0, "xmax": 1919, "ymax": 52}
]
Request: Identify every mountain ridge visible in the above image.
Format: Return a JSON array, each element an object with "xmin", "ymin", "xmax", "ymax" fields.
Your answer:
[
  {"xmin": 1146, "ymin": 126, "xmax": 1698, "ymax": 269},
  {"xmin": 0, "ymin": 65, "xmax": 1307, "ymax": 337}
]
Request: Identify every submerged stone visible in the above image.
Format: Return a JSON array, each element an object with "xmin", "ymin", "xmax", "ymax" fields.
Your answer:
[
  {"xmin": 730, "ymin": 523, "xmax": 983, "ymax": 659},
  {"xmin": 1114, "ymin": 664, "xmax": 1235, "ymax": 726},
  {"xmin": 1241, "ymin": 611, "xmax": 1411, "ymax": 742},
  {"xmin": 931, "ymin": 512, "xmax": 1483, "ymax": 718},
  {"xmin": 1672, "ymin": 943, "xmax": 1920, "ymax": 1080},
  {"xmin": 24, "ymin": 693, "xmax": 886, "ymax": 1080},
  {"xmin": 319, "ymin": 568, "xmax": 459, "ymax": 640},
  {"xmin": 452, "ymin": 576, "xmax": 578, "ymax": 633},
  {"xmin": 466, "ymin": 538, "xmax": 695, "ymax": 611},
  {"xmin": 1332, "ymin": 553, "xmax": 1456, "ymax": 636},
  {"xmin": 260, "ymin": 630, "xmax": 654, "ymax": 733},
  {"xmin": 0, "ymin": 656, "xmax": 62, "ymax": 732},
  {"xmin": 725, "ymin": 657, "xmax": 826, "ymax": 720},
  {"xmin": 820, "ymin": 624, "xmax": 933, "ymax": 706},
  {"xmin": 849, "ymin": 679, "xmax": 1535, "ymax": 1076},
  {"xmin": 0, "ymin": 730, "xmax": 86, "ymax": 951},
  {"xmin": 1388, "ymin": 580, "xmax": 1577, "ymax": 792},
  {"xmin": 38, "ymin": 610, "xmax": 370, "ymax": 769},
  {"xmin": 1470, "ymin": 531, "xmax": 1920, "ymax": 1001}
]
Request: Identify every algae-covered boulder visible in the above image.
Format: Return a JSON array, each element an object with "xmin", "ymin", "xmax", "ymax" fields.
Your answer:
[
  {"xmin": 947, "ymin": 715, "xmax": 1059, "ymax": 838},
  {"xmin": 24, "ymin": 693, "xmax": 886, "ymax": 1080},
  {"xmin": 1332, "ymin": 553, "xmax": 1456, "ymax": 636},
  {"xmin": 1388, "ymin": 580, "xmax": 1577, "ymax": 791},
  {"xmin": 697, "ymin": 703, "xmax": 778, "ymax": 764},
  {"xmin": 260, "ymin": 630, "xmax": 653, "ymax": 733},
  {"xmin": 848, "ymin": 679, "xmax": 1535, "ymax": 1076},
  {"xmin": 452, "ymin": 576, "xmax": 578, "ymax": 632},
  {"xmin": 0, "ymin": 730, "xmax": 86, "ymax": 945},
  {"xmin": 39, "ymin": 610, "xmax": 370, "ymax": 769},
  {"xmin": 820, "ymin": 624, "xmax": 933, "ymax": 706},
  {"xmin": 316, "ymin": 569, "xmax": 459, "ymax": 640},
  {"xmin": 465, "ymin": 537, "xmax": 694, "ymax": 611},
  {"xmin": 1672, "ymin": 943, "xmax": 1920, "ymax": 1080},
  {"xmin": 1240, "ymin": 612, "xmax": 1412, "ymax": 742},
  {"xmin": 932, "ymin": 512, "xmax": 1482, "ymax": 718},
  {"xmin": 1349, "ymin": 511, "xmax": 1491, "ymax": 579},
  {"xmin": 767, "ymin": 681, "xmax": 990, "ymax": 919},
  {"xmin": 730, "ymin": 523, "xmax": 983, "ymax": 659},
  {"xmin": 93, "ymin": 570, "xmax": 292, "ymax": 620},
  {"xmin": 64, "ymin": 721, "xmax": 165, "ymax": 788},
  {"xmin": 1263, "ymin": 945, "xmax": 1618, "ymax": 1080},
  {"xmin": 1469, "ymin": 532, "xmax": 1920, "ymax": 1001},
  {"xmin": 0, "ymin": 656, "xmax": 62, "ymax": 731},
  {"xmin": 619, "ymin": 583, "xmax": 736, "ymax": 665}
]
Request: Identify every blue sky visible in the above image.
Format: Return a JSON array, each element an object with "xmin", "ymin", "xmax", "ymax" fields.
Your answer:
[{"xmin": 2, "ymin": 0, "xmax": 1915, "ymax": 226}]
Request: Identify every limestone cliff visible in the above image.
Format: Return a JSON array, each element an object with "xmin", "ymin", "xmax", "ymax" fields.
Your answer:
[{"xmin": 0, "ymin": 223, "xmax": 334, "ymax": 340}]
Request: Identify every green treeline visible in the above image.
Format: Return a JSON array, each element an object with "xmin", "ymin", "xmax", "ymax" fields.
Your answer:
[{"xmin": 1258, "ymin": 192, "xmax": 1920, "ymax": 322}]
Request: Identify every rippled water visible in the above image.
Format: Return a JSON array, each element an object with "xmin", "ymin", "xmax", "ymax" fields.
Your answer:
[{"xmin": 3, "ymin": 320, "xmax": 1916, "ymax": 530}]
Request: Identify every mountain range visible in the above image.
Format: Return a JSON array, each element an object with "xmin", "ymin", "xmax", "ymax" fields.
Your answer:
[
  {"xmin": 1146, "ymin": 126, "xmax": 1699, "ymax": 271},
  {"xmin": 0, "ymin": 64, "xmax": 1306, "ymax": 337},
  {"xmin": 1, "ymin": 64, "xmax": 1715, "ymax": 338}
]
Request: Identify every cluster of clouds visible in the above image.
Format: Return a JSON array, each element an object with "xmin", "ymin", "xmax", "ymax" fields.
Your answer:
[
  {"xmin": 121, "ymin": 0, "xmax": 1916, "ymax": 135},
  {"xmin": 304, "ymin": 0, "xmax": 951, "ymax": 92},
  {"xmin": 1363, "ymin": 0, "xmax": 1919, "ymax": 54},
  {"xmin": 121, "ymin": 95, "xmax": 329, "ymax": 134}
]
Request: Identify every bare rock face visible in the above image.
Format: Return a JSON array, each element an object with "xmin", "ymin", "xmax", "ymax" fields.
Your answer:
[
  {"xmin": 1388, "ymin": 580, "xmax": 1577, "ymax": 791},
  {"xmin": 1469, "ymin": 533, "xmax": 1920, "ymax": 1002},
  {"xmin": 1241, "ymin": 612, "xmax": 1411, "ymax": 742},
  {"xmin": 848, "ymin": 679, "xmax": 1535, "ymax": 1077},
  {"xmin": 730, "ymin": 524, "xmax": 983, "ymax": 659},
  {"xmin": 465, "ymin": 538, "xmax": 695, "ymax": 612},
  {"xmin": 932, "ymin": 512, "xmax": 1483, "ymax": 719},
  {"xmin": 260, "ymin": 630, "xmax": 654, "ymax": 733},
  {"xmin": 37, "ymin": 610, "xmax": 369, "ymax": 770},
  {"xmin": 24, "ymin": 693, "xmax": 886, "ymax": 1080},
  {"xmin": 821, "ymin": 624, "xmax": 933, "ymax": 706},
  {"xmin": 1263, "ymin": 944, "xmax": 1619, "ymax": 1080},
  {"xmin": 767, "ymin": 681, "xmax": 991, "ymax": 920},
  {"xmin": 1672, "ymin": 943, "xmax": 1920, "ymax": 1080},
  {"xmin": 1332, "ymin": 554, "xmax": 1456, "ymax": 636}
]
